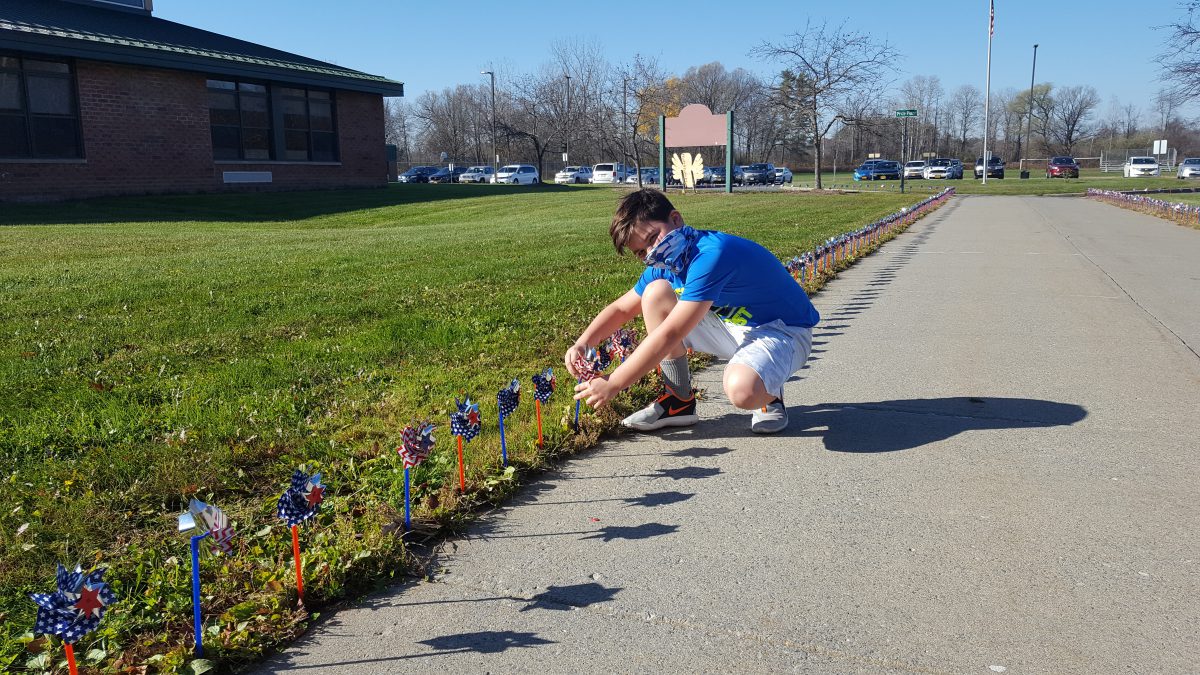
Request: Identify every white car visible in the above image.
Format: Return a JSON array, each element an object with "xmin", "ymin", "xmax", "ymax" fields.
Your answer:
[
  {"xmin": 1123, "ymin": 156, "xmax": 1160, "ymax": 177},
  {"xmin": 459, "ymin": 166, "xmax": 495, "ymax": 183},
  {"xmin": 495, "ymin": 164, "xmax": 540, "ymax": 185},
  {"xmin": 1177, "ymin": 157, "xmax": 1200, "ymax": 179},
  {"xmin": 554, "ymin": 166, "xmax": 592, "ymax": 184},
  {"xmin": 903, "ymin": 161, "xmax": 926, "ymax": 179},
  {"xmin": 591, "ymin": 162, "xmax": 629, "ymax": 184}
]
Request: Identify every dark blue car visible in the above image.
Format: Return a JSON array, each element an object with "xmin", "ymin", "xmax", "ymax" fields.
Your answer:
[{"xmin": 853, "ymin": 160, "xmax": 901, "ymax": 181}]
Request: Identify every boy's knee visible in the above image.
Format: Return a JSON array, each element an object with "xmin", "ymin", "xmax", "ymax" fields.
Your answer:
[
  {"xmin": 723, "ymin": 367, "xmax": 763, "ymax": 409},
  {"xmin": 642, "ymin": 279, "xmax": 678, "ymax": 315}
]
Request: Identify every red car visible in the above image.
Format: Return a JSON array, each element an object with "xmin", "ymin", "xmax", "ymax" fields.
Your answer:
[{"xmin": 1046, "ymin": 156, "xmax": 1080, "ymax": 178}]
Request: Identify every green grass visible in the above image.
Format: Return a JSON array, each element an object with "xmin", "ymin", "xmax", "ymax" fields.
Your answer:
[
  {"xmin": 790, "ymin": 168, "xmax": 1196, "ymax": 196},
  {"xmin": 0, "ymin": 183, "xmax": 922, "ymax": 672}
]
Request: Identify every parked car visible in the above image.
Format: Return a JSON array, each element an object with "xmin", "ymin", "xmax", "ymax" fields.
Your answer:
[
  {"xmin": 1177, "ymin": 157, "xmax": 1200, "ymax": 179},
  {"xmin": 495, "ymin": 164, "xmax": 540, "ymax": 184},
  {"xmin": 700, "ymin": 165, "xmax": 725, "ymax": 184},
  {"xmin": 923, "ymin": 158, "xmax": 963, "ymax": 180},
  {"xmin": 1123, "ymin": 156, "xmax": 1160, "ymax": 177},
  {"xmin": 459, "ymin": 166, "xmax": 495, "ymax": 183},
  {"xmin": 974, "ymin": 156, "xmax": 1006, "ymax": 179},
  {"xmin": 742, "ymin": 162, "xmax": 776, "ymax": 185},
  {"xmin": 591, "ymin": 162, "xmax": 629, "ymax": 184},
  {"xmin": 429, "ymin": 166, "xmax": 468, "ymax": 183},
  {"xmin": 625, "ymin": 167, "xmax": 659, "ymax": 184},
  {"xmin": 854, "ymin": 160, "xmax": 900, "ymax": 180},
  {"xmin": 903, "ymin": 161, "xmax": 926, "ymax": 179},
  {"xmin": 397, "ymin": 165, "xmax": 438, "ymax": 183},
  {"xmin": 774, "ymin": 166, "xmax": 793, "ymax": 184},
  {"xmin": 1045, "ymin": 156, "xmax": 1080, "ymax": 179},
  {"xmin": 555, "ymin": 166, "xmax": 592, "ymax": 184}
]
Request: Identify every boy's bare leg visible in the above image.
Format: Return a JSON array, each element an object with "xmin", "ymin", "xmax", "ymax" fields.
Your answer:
[
  {"xmin": 641, "ymin": 279, "xmax": 687, "ymax": 360},
  {"xmin": 723, "ymin": 364, "xmax": 776, "ymax": 410}
]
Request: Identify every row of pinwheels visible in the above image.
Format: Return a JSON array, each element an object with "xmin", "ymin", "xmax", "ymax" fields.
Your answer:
[
  {"xmin": 785, "ymin": 188, "xmax": 954, "ymax": 284},
  {"xmin": 1087, "ymin": 187, "xmax": 1200, "ymax": 226}
]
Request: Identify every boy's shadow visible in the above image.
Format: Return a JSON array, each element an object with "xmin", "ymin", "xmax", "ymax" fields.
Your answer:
[{"xmin": 675, "ymin": 397, "xmax": 1087, "ymax": 453}]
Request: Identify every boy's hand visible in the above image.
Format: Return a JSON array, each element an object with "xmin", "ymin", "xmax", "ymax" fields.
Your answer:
[
  {"xmin": 564, "ymin": 344, "xmax": 588, "ymax": 380},
  {"xmin": 574, "ymin": 375, "xmax": 619, "ymax": 409}
]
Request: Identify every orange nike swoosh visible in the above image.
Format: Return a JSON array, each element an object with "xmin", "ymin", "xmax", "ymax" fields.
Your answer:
[{"xmin": 668, "ymin": 405, "xmax": 690, "ymax": 415}]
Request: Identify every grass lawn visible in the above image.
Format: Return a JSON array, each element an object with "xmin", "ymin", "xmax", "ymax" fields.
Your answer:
[
  {"xmin": 0, "ymin": 183, "xmax": 923, "ymax": 672},
  {"xmin": 790, "ymin": 168, "xmax": 1197, "ymax": 196}
]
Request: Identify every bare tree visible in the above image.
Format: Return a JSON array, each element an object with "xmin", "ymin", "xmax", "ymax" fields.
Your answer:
[
  {"xmin": 1122, "ymin": 103, "xmax": 1141, "ymax": 139},
  {"xmin": 1153, "ymin": 88, "xmax": 1184, "ymax": 133},
  {"xmin": 1157, "ymin": 1, "xmax": 1200, "ymax": 102},
  {"xmin": 752, "ymin": 20, "xmax": 898, "ymax": 188},
  {"xmin": 384, "ymin": 98, "xmax": 414, "ymax": 162},
  {"xmin": 1049, "ymin": 85, "xmax": 1100, "ymax": 154},
  {"xmin": 947, "ymin": 84, "xmax": 982, "ymax": 158},
  {"xmin": 498, "ymin": 66, "xmax": 570, "ymax": 180}
]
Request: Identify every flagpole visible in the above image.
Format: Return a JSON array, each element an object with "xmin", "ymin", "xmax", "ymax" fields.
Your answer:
[{"xmin": 982, "ymin": 0, "xmax": 993, "ymax": 185}]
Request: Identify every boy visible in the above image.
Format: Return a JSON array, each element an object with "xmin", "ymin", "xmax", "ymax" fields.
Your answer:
[{"xmin": 567, "ymin": 188, "xmax": 819, "ymax": 434}]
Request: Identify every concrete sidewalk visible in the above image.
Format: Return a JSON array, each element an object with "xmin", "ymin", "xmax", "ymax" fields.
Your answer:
[{"xmin": 256, "ymin": 195, "xmax": 1200, "ymax": 674}]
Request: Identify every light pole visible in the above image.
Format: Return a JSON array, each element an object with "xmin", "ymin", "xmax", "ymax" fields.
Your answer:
[
  {"xmin": 564, "ymin": 74, "xmax": 571, "ymax": 169},
  {"xmin": 481, "ymin": 70, "xmax": 496, "ymax": 179},
  {"xmin": 622, "ymin": 76, "xmax": 630, "ymax": 179},
  {"xmin": 1025, "ymin": 44, "xmax": 1038, "ymax": 174}
]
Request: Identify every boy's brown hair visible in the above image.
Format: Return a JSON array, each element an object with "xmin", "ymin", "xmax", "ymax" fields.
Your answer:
[{"xmin": 609, "ymin": 188, "xmax": 677, "ymax": 254}]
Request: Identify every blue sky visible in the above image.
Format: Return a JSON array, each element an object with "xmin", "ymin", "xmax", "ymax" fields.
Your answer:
[{"xmin": 153, "ymin": 1, "xmax": 1190, "ymax": 121}]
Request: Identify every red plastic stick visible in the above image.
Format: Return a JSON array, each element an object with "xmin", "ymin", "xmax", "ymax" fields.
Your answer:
[
  {"xmin": 456, "ymin": 435, "xmax": 466, "ymax": 491},
  {"xmin": 535, "ymin": 400, "xmax": 544, "ymax": 448},
  {"xmin": 65, "ymin": 643, "xmax": 78, "ymax": 675},
  {"xmin": 291, "ymin": 524, "xmax": 304, "ymax": 600}
]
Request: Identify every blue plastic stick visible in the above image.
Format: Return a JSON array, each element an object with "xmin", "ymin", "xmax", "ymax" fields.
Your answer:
[
  {"xmin": 573, "ymin": 378, "xmax": 582, "ymax": 431},
  {"xmin": 498, "ymin": 412, "xmax": 508, "ymax": 466},
  {"xmin": 190, "ymin": 532, "xmax": 208, "ymax": 657},
  {"xmin": 403, "ymin": 468, "xmax": 411, "ymax": 531}
]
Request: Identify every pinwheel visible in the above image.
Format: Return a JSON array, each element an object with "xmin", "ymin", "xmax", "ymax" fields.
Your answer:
[
  {"xmin": 30, "ymin": 564, "xmax": 117, "ymax": 675},
  {"xmin": 277, "ymin": 469, "xmax": 325, "ymax": 600},
  {"xmin": 609, "ymin": 328, "xmax": 639, "ymax": 363},
  {"xmin": 398, "ymin": 421, "xmax": 435, "ymax": 530},
  {"xmin": 531, "ymin": 368, "xmax": 556, "ymax": 448},
  {"xmin": 496, "ymin": 379, "xmax": 520, "ymax": 467},
  {"xmin": 177, "ymin": 498, "xmax": 235, "ymax": 656},
  {"xmin": 572, "ymin": 347, "xmax": 608, "ymax": 431},
  {"xmin": 449, "ymin": 397, "xmax": 481, "ymax": 491}
]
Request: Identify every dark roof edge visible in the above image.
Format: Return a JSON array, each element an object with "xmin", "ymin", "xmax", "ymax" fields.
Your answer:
[{"xmin": 0, "ymin": 32, "xmax": 404, "ymax": 97}]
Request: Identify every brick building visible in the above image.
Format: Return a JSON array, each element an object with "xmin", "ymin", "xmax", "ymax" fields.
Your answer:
[{"xmin": 1, "ymin": 0, "xmax": 404, "ymax": 201}]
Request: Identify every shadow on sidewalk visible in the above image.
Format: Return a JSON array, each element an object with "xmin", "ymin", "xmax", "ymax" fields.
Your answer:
[{"xmin": 670, "ymin": 397, "xmax": 1087, "ymax": 453}]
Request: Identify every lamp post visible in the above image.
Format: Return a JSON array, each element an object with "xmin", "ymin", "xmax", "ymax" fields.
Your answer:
[
  {"xmin": 1025, "ymin": 44, "xmax": 1038, "ymax": 173},
  {"xmin": 564, "ymin": 74, "xmax": 571, "ymax": 169},
  {"xmin": 622, "ymin": 76, "xmax": 632, "ymax": 180},
  {"xmin": 481, "ymin": 70, "xmax": 496, "ymax": 179}
]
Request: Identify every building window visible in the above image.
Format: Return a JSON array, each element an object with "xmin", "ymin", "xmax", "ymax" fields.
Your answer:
[
  {"xmin": 207, "ymin": 79, "xmax": 337, "ymax": 162},
  {"xmin": 0, "ymin": 54, "xmax": 82, "ymax": 159}
]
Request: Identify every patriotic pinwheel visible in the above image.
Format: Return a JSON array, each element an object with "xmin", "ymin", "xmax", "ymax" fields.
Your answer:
[
  {"xmin": 449, "ymin": 397, "xmax": 481, "ymax": 442},
  {"xmin": 573, "ymin": 347, "xmax": 607, "ymax": 382},
  {"xmin": 277, "ymin": 469, "xmax": 325, "ymax": 527},
  {"xmin": 399, "ymin": 421, "xmax": 436, "ymax": 469},
  {"xmin": 497, "ymin": 379, "xmax": 521, "ymax": 417},
  {"xmin": 31, "ymin": 564, "xmax": 117, "ymax": 645},
  {"xmin": 179, "ymin": 498, "xmax": 235, "ymax": 555},
  {"xmin": 531, "ymin": 368, "xmax": 556, "ymax": 403},
  {"xmin": 609, "ymin": 328, "xmax": 639, "ymax": 362}
]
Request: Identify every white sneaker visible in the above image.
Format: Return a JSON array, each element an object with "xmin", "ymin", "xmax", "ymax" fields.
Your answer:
[
  {"xmin": 621, "ymin": 389, "xmax": 699, "ymax": 431},
  {"xmin": 751, "ymin": 398, "xmax": 787, "ymax": 434}
]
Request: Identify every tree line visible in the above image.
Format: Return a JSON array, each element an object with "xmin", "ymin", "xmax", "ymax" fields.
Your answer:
[{"xmin": 385, "ymin": 20, "xmax": 1200, "ymax": 185}]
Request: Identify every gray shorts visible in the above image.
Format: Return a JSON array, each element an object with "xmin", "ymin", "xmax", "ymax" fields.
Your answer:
[{"xmin": 683, "ymin": 313, "xmax": 814, "ymax": 398}]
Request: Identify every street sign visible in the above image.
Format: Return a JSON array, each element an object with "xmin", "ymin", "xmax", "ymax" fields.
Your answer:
[
  {"xmin": 895, "ymin": 109, "xmax": 917, "ymax": 117},
  {"xmin": 562, "ymin": 153, "xmax": 569, "ymax": 162},
  {"xmin": 867, "ymin": 152, "xmax": 881, "ymax": 159}
]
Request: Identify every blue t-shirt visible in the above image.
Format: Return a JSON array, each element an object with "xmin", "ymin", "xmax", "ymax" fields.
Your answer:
[{"xmin": 633, "ymin": 229, "xmax": 820, "ymax": 328}]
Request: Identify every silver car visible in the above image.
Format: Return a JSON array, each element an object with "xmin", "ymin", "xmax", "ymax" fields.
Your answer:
[
  {"xmin": 903, "ymin": 161, "xmax": 926, "ymax": 179},
  {"xmin": 1177, "ymin": 157, "xmax": 1200, "ymax": 179}
]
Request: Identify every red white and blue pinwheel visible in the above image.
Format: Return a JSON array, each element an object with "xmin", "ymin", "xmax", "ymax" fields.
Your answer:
[
  {"xmin": 497, "ymin": 378, "xmax": 521, "ymax": 417},
  {"xmin": 449, "ymin": 397, "xmax": 481, "ymax": 442},
  {"xmin": 277, "ymin": 469, "xmax": 325, "ymax": 527},
  {"xmin": 179, "ymin": 498, "xmax": 235, "ymax": 555},
  {"xmin": 532, "ymin": 368, "xmax": 556, "ymax": 403},
  {"xmin": 31, "ymin": 564, "xmax": 117, "ymax": 644},
  {"xmin": 573, "ymin": 347, "xmax": 608, "ymax": 382},
  {"xmin": 609, "ymin": 328, "xmax": 638, "ymax": 362},
  {"xmin": 399, "ymin": 421, "xmax": 436, "ymax": 468}
]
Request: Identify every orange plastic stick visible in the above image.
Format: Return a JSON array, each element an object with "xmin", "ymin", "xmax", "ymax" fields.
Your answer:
[
  {"xmin": 65, "ymin": 644, "xmax": 78, "ymax": 675},
  {"xmin": 535, "ymin": 400, "xmax": 544, "ymax": 448},
  {"xmin": 456, "ymin": 435, "xmax": 466, "ymax": 491},
  {"xmin": 291, "ymin": 524, "xmax": 304, "ymax": 599}
]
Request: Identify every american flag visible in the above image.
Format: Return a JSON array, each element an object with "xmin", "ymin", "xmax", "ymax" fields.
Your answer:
[
  {"xmin": 399, "ymin": 421, "xmax": 436, "ymax": 468},
  {"xmin": 277, "ymin": 469, "xmax": 325, "ymax": 527},
  {"xmin": 989, "ymin": 0, "xmax": 994, "ymax": 37},
  {"xmin": 30, "ymin": 565, "xmax": 117, "ymax": 644},
  {"xmin": 532, "ymin": 368, "xmax": 556, "ymax": 403},
  {"xmin": 497, "ymin": 379, "xmax": 520, "ymax": 417},
  {"xmin": 449, "ymin": 397, "xmax": 481, "ymax": 442}
]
